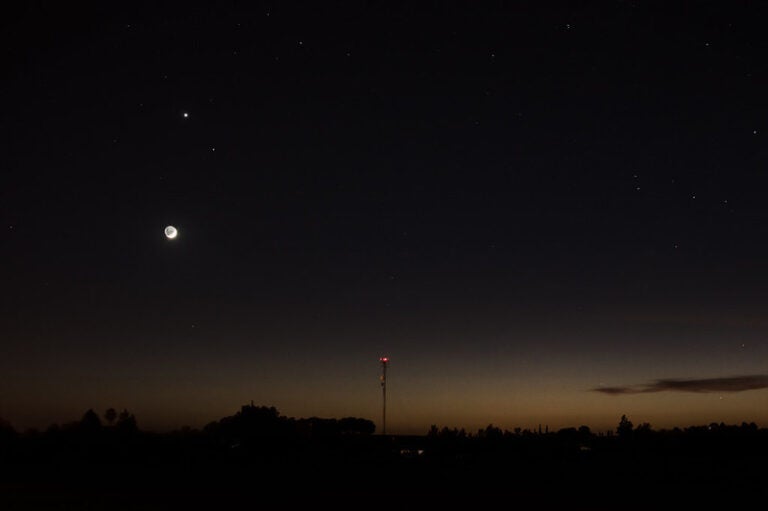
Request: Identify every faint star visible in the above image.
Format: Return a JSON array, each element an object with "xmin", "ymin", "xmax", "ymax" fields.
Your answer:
[{"xmin": 183, "ymin": 112, "xmax": 189, "ymax": 118}]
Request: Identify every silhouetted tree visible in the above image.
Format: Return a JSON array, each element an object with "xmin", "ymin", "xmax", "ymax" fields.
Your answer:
[
  {"xmin": 338, "ymin": 417, "xmax": 375, "ymax": 435},
  {"xmin": 481, "ymin": 424, "xmax": 503, "ymax": 440},
  {"xmin": 104, "ymin": 408, "xmax": 117, "ymax": 426},
  {"xmin": 440, "ymin": 426, "xmax": 460, "ymax": 439},
  {"xmin": 205, "ymin": 404, "xmax": 291, "ymax": 445},
  {"xmin": 557, "ymin": 427, "xmax": 580, "ymax": 440},
  {"xmin": 116, "ymin": 409, "xmax": 138, "ymax": 434},
  {"xmin": 741, "ymin": 421, "xmax": 758, "ymax": 433},
  {"xmin": 617, "ymin": 414, "xmax": 633, "ymax": 439},
  {"xmin": 635, "ymin": 422, "xmax": 653, "ymax": 436},
  {"xmin": 80, "ymin": 409, "xmax": 102, "ymax": 432},
  {"xmin": 0, "ymin": 417, "xmax": 16, "ymax": 444}
]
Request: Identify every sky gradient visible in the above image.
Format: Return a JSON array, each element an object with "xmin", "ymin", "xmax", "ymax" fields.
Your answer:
[{"xmin": 3, "ymin": 2, "xmax": 768, "ymax": 434}]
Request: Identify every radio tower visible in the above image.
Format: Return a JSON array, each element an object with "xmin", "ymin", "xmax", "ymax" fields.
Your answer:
[{"xmin": 379, "ymin": 356, "xmax": 389, "ymax": 435}]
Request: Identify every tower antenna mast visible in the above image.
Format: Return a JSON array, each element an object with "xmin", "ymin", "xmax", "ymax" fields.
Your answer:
[{"xmin": 379, "ymin": 357, "xmax": 388, "ymax": 435}]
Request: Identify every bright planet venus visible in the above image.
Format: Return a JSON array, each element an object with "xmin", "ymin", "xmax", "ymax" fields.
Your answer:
[{"xmin": 164, "ymin": 225, "xmax": 178, "ymax": 239}]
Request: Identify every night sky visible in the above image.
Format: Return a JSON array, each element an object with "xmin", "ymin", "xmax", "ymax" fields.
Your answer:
[{"xmin": 4, "ymin": 2, "xmax": 768, "ymax": 434}]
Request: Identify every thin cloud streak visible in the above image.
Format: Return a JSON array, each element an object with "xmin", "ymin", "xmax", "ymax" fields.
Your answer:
[{"xmin": 593, "ymin": 375, "xmax": 768, "ymax": 395}]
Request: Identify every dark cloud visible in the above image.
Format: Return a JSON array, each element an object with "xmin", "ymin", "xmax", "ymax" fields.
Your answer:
[{"xmin": 592, "ymin": 375, "xmax": 768, "ymax": 395}]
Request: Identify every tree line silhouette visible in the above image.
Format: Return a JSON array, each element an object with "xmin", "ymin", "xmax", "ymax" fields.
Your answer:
[
  {"xmin": 1, "ymin": 406, "xmax": 766, "ymax": 447},
  {"xmin": 2, "ymin": 407, "xmax": 768, "ymax": 509}
]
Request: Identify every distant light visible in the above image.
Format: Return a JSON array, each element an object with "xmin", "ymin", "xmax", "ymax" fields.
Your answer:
[
  {"xmin": 182, "ymin": 112, "xmax": 189, "ymax": 118},
  {"xmin": 380, "ymin": 357, "xmax": 389, "ymax": 363}
]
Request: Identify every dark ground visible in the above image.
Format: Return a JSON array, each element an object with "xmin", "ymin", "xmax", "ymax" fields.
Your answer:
[{"xmin": 2, "ymin": 427, "xmax": 768, "ymax": 510}]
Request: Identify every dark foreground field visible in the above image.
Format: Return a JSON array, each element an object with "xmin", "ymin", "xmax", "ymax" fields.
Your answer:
[{"xmin": 3, "ymin": 427, "xmax": 768, "ymax": 510}]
